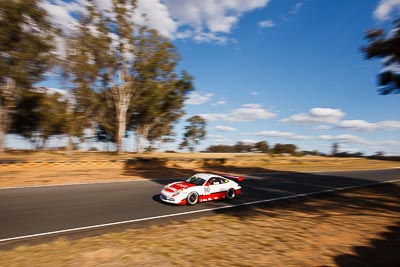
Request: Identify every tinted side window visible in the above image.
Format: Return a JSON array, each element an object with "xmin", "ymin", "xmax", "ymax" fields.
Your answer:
[{"xmin": 210, "ymin": 177, "xmax": 223, "ymax": 184}]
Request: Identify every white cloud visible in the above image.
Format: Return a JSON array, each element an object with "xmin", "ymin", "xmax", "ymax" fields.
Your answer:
[
  {"xmin": 201, "ymin": 113, "xmax": 227, "ymax": 121},
  {"xmin": 318, "ymin": 135, "xmax": 400, "ymax": 154},
  {"xmin": 207, "ymin": 134, "xmax": 232, "ymax": 144},
  {"xmin": 215, "ymin": 126, "xmax": 237, "ymax": 131},
  {"xmin": 185, "ymin": 92, "xmax": 213, "ymax": 105},
  {"xmin": 211, "ymin": 99, "xmax": 227, "ymax": 106},
  {"xmin": 374, "ymin": 0, "xmax": 400, "ymax": 21},
  {"xmin": 319, "ymin": 134, "xmax": 371, "ymax": 145},
  {"xmin": 201, "ymin": 103, "xmax": 276, "ymax": 122},
  {"xmin": 337, "ymin": 120, "xmax": 400, "ymax": 131},
  {"xmin": 376, "ymin": 120, "xmax": 400, "ymax": 130},
  {"xmin": 255, "ymin": 130, "xmax": 310, "ymax": 140},
  {"xmin": 134, "ymin": 0, "xmax": 177, "ymax": 38},
  {"xmin": 175, "ymin": 30, "xmax": 193, "ymax": 39},
  {"xmin": 283, "ymin": 108, "xmax": 400, "ymax": 132},
  {"xmin": 165, "ymin": 0, "xmax": 270, "ymax": 42},
  {"xmin": 40, "ymin": 0, "xmax": 83, "ymax": 33},
  {"xmin": 378, "ymin": 140, "xmax": 400, "ymax": 146},
  {"xmin": 314, "ymin": 125, "xmax": 333, "ymax": 130},
  {"xmin": 259, "ymin": 19, "xmax": 274, "ymax": 28},
  {"xmin": 289, "ymin": 2, "xmax": 303, "ymax": 14},
  {"xmin": 166, "ymin": 0, "xmax": 269, "ymax": 32},
  {"xmin": 250, "ymin": 91, "xmax": 259, "ymax": 96},
  {"xmin": 280, "ymin": 108, "xmax": 346, "ymax": 125},
  {"xmin": 208, "ymin": 16, "xmax": 238, "ymax": 33},
  {"xmin": 337, "ymin": 120, "xmax": 378, "ymax": 131},
  {"xmin": 192, "ymin": 31, "xmax": 229, "ymax": 44},
  {"xmin": 41, "ymin": 0, "xmax": 271, "ymax": 44}
]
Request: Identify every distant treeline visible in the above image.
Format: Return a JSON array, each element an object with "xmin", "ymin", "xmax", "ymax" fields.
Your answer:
[
  {"xmin": 204, "ymin": 141, "xmax": 400, "ymax": 161},
  {"xmin": 204, "ymin": 141, "xmax": 302, "ymax": 155},
  {"xmin": 367, "ymin": 155, "xmax": 400, "ymax": 161}
]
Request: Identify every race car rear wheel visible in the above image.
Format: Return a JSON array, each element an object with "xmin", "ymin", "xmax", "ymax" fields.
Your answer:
[
  {"xmin": 226, "ymin": 188, "xmax": 236, "ymax": 200},
  {"xmin": 187, "ymin": 192, "xmax": 199, "ymax": 205}
]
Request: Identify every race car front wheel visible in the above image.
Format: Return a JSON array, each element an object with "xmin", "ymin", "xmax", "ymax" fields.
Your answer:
[
  {"xmin": 226, "ymin": 188, "xmax": 236, "ymax": 200},
  {"xmin": 187, "ymin": 192, "xmax": 199, "ymax": 205}
]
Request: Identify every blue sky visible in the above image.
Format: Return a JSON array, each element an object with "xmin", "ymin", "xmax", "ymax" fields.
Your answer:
[
  {"xmin": 8, "ymin": 0, "xmax": 400, "ymax": 155},
  {"xmin": 174, "ymin": 0, "xmax": 400, "ymax": 155}
]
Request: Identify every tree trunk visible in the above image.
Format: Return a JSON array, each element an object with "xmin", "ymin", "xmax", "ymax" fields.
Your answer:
[
  {"xmin": 65, "ymin": 93, "xmax": 74, "ymax": 156},
  {"xmin": 116, "ymin": 104, "xmax": 128, "ymax": 154},
  {"xmin": 0, "ymin": 107, "xmax": 6, "ymax": 154},
  {"xmin": 0, "ymin": 129, "xmax": 4, "ymax": 154},
  {"xmin": 135, "ymin": 127, "xmax": 143, "ymax": 153},
  {"xmin": 135, "ymin": 124, "xmax": 153, "ymax": 153},
  {"xmin": 0, "ymin": 79, "xmax": 16, "ymax": 155},
  {"xmin": 66, "ymin": 135, "xmax": 73, "ymax": 156}
]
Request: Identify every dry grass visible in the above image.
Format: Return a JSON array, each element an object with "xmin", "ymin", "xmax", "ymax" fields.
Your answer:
[
  {"xmin": 0, "ymin": 152, "xmax": 398, "ymax": 188},
  {"xmin": 1, "ymin": 183, "xmax": 399, "ymax": 266}
]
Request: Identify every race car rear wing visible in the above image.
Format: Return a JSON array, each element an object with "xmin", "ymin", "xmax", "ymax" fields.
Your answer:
[{"xmin": 221, "ymin": 174, "xmax": 244, "ymax": 182}]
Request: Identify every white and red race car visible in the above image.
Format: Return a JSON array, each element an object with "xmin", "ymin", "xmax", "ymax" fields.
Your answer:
[{"xmin": 160, "ymin": 173, "xmax": 243, "ymax": 205}]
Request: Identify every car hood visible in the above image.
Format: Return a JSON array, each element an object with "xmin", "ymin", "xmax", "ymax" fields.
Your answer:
[{"xmin": 164, "ymin": 181, "xmax": 196, "ymax": 193}]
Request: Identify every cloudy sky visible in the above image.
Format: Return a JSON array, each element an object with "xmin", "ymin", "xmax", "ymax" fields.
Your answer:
[{"xmin": 21, "ymin": 0, "xmax": 400, "ymax": 155}]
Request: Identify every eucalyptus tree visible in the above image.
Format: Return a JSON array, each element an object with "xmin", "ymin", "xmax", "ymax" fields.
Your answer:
[
  {"xmin": 80, "ymin": 0, "xmax": 141, "ymax": 153},
  {"xmin": 362, "ymin": 19, "xmax": 400, "ymax": 95},
  {"xmin": 62, "ymin": 1, "xmax": 110, "ymax": 154},
  {"xmin": 0, "ymin": 0, "xmax": 54, "ymax": 153},
  {"xmin": 129, "ymin": 28, "xmax": 194, "ymax": 152},
  {"xmin": 179, "ymin": 115, "xmax": 206, "ymax": 152},
  {"xmin": 64, "ymin": 0, "xmax": 194, "ymax": 153},
  {"xmin": 103, "ymin": 0, "xmax": 140, "ymax": 153},
  {"xmin": 10, "ymin": 90, "xmax": 67, "ymax": 149}
]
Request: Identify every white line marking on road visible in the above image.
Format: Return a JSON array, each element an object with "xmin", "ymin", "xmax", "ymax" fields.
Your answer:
[{"xmin": 1, "ymin": 178, "xmax": 400, "ymax": 243}]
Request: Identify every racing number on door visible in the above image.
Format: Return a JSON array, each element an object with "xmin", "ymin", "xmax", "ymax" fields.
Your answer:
[{"xmin": 204, "ymin": 186, "xmax": 210, "ymax": 195}]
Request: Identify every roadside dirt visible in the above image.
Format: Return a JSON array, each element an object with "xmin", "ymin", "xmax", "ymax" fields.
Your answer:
[{"xmin": 0, "ymin": 152, "xmax": 398, "ymax": 188}]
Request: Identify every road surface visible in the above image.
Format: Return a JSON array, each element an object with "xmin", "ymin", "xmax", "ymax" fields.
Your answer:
[{"xmin": 0, "ymin": 168, "xmax": 399, "ymax": 241}]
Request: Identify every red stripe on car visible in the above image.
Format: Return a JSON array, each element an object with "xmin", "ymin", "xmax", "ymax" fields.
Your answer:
[{"xmin": 169, "ymin": 182, "xmax": 196, "ymax": 190}]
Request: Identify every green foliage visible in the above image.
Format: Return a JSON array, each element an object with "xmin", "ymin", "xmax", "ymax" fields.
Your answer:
[
  {"xmin": 0, "ymin": 0, "xmax": 55, "ymax": 153},
  {"xmin": 0, "ymin": 0, "xmax": 54, "ymax": 88},
  {"xmin": 206, "ymin": 141, "xmax": 269, "ymax": 153},
  {"xmin": 234, "ymin": 141, "xmax": 253, "ymax": 153},
  {"xmin": 206, "ymin": 145, "xmax": 237, "ymax": 153},
  {"xmin": 331, "ymin": 142, "xmax": 339, "ymax": 156},
  {"xmin": 362, "ymin": 19, "xmax": 400, "ymax": 94},
  {"xmin": 254, "ymin": 141, "xmax": 269, "ymax": 153},
  {"xmin": 126, "ymin": 28, "xmax": 194, "ymax": 151},
  {"xmin": 1, "ymin": 0, "xmax": 195, "ymax": 153},
  {"xmin": 10, "ymin": 90, "xmax": 67, "ymax": 147},
  {"xmin": 180, "ymin": 116, "xmax": 206, "ymax": 152},
  {"xmin": 272, "ymin": 143, "xmax": 297, "ymax": 155},
  {"xmin": 96, "ymin": 90, "xmax": 117, "ymax": 142},
  {"xmin": 61, "ymin": 1, "xmax": 112, "ymax": 142},
  {"xmin": 299, "ymin": 150, "xmax": 325, "ymax": 156}
]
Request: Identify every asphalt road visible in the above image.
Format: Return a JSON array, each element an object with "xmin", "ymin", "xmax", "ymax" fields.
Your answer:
[{"xmin": 0, "ymin": 168, "xmax": 399, "ymax": 241}]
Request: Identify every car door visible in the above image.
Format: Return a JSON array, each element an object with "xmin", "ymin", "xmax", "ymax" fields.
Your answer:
[{"xmin": 208, "ymin": 177, "xmax": 225, "ymax": 195}]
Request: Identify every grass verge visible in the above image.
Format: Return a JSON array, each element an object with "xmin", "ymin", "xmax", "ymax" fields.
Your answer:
[
  {"xmin": 1, "ymin": 183, "xmax": 399, "ymax": 267},
  {"xmin": 0, "ymin": 152, "xmax": 399, "ymax": 188}
]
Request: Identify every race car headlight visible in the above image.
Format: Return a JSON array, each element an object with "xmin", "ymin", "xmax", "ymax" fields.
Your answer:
[
  {"xmin": 172, "ymin": 189, "xmax": 183, "ymax": 197},
  {"xmin": 175, "ymin": 189, "xmax": 183, "ymax": 195}
]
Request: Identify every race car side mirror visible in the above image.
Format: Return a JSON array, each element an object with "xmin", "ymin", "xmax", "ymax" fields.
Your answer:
[{"xmin": 205, "ymin": 182, "xmax": 210, "ymax": 186}]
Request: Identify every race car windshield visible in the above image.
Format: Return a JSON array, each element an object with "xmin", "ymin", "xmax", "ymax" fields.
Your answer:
[{"xmin": 186, "ymin": 176, "xmax": 206, "ymax": 186}]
